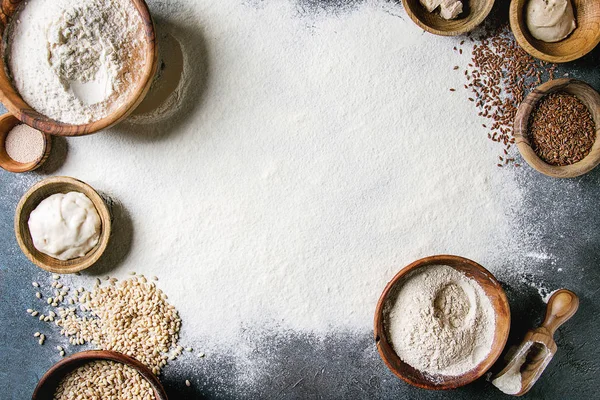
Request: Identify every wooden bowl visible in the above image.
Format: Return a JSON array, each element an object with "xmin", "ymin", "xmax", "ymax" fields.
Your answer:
[
  {"xmin": 0, "ymin": 113, "xmax": 51, "ymax": 173},
  {"xmin": 509, "ymin": 0, "xmax": 600, "ymax": 63},
  {"xmin": 514, "ymin": 78, "xmax": 600, "ymax": 178},
  {"xmin": 374, "ymin": 255, "xmax": 511, "ymax": 390},
  {"xmin": 403, "ymin": 0, "xmax": 495, "ymax": 36},
  {"xmin": 32, "ymin": 350, "xmax": 168, "ymax": 400},
  {"xmin": 0, "ymin": 0, "xmax": 158, "ymax": 136},
  {"xmin": 14, "ymin": 176, "xmax": 111, "ymax": 273}
]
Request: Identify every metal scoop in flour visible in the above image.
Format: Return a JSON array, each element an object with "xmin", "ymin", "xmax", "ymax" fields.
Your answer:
[{"xmin": 491, "ymin": 289, "xmax": 579, "ymax": 396}]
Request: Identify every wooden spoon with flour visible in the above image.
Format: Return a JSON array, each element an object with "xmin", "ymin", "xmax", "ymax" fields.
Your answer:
[{"xmin": 491, "ymin": 289, "xmax": 579, "ymax": 396}]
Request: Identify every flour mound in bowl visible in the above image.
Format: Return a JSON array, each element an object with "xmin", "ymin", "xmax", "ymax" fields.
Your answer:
[
  {"xmin": 6, "ymin": 0, "xmax": 148, "ymax": 125},
  {"xmin": 386, "ymin": 265, "xmax": 496, "ymax": 376}
]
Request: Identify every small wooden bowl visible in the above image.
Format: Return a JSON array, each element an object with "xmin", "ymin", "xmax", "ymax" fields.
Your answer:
[
  {"xmin": 403, "ymin": 0, "xmax": 495, "ymax": 36},
  {"xmin": 509, "ymin": 0, "xmax": 600, "ymax": 63},
  {"xmin": 0, "ymin": 0, "xmax": 158, "ymax": 136},
  {"xmin": 374, "ymin": 255, "xmax": 510, "ymax": 390},
  {"xmin": 14, "ymin": 176, "xmax": 111, "ymax": 273},
  {"xmin": 0, "ymin": 113, "xmax": 51, "ymax": 173},
  {"xmin": 514, "ymin": 78, "xmax": 600, "ymax": 178},
  {"xmin": 32, "ymin": 350, "xmax": 168, "ymax": 400}
]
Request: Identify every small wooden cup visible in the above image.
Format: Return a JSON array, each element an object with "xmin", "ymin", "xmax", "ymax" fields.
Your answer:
[
  {"xmin": 509, "ymin": 0, "xmax": 600, "ymax": 63},
  {"xmin": 0, "ymin": 113, "xmax": 51, "ymax": 173},
  {"xmin": 0, "ymin": 0, "xmax": 158, "ymax": 136},
  {"xmin": 14, "ymin": 176, "xmax": 112, "ymax": 274},
  {"xmin": 403, "ymin": 0, "xmax": 495, "ymax": 36},
  {"xmin": 32, "ymin": 350, "xmax": 168, "ymax": 400},
  {"xmin": 374, "ymin": 255, "xmax": 511, "ymax": 390},
  {"xmin": 514, "ymin": 78, "xmax": 600, "ymax": 178}
]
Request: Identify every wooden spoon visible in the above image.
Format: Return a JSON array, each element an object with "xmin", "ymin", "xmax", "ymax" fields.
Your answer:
[{"xmin": 491, "ymin": 289, "xmax": 579, "ymax": 396}]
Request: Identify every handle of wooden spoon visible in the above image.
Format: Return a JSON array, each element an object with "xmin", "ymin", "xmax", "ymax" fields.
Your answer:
[{"xmin": 542, "ymin": 289, "xmax": 579, "ymax": 337}]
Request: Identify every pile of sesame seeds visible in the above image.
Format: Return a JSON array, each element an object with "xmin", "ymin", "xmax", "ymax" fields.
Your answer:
[
  {"xmin": 26, "ymin": 273, "xmax": 186, "ymax": 375},
  {"xmin": 452, "ymin": 24, "xmax": 559, "ymax": 167},
  {"xmin": 53, "ymin": 360, "xmax": 155, "ymax": 400}
]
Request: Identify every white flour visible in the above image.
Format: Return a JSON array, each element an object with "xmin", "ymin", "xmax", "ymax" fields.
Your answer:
[
  {"xmin": 7, "ymin": 0, "xmax": 146, "ymax": 124},
  {"xmin": 29, "ymin": 0, "xmax": 543, "ymax": 387},
  {"xmin": 386, "ymin": 265, "xmax": 496, "ymax": 376}
]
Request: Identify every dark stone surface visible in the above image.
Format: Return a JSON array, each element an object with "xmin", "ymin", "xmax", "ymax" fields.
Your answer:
[{"xmin": 1, "ymin": 2, "xmax": 599, "ymax": 399}]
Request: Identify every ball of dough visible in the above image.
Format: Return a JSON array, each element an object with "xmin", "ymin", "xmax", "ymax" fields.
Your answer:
[{"xmin": 28, "ymin": 192, "xmax": 101, "ymax": 260}]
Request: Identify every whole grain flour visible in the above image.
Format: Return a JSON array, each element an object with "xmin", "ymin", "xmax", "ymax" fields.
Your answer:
[
  {"xmin": 387, "ymin": 265, "xmax": 496, "ymax": 376},
  {"xmin": 7, "ymin": 0, "xmax": 147, "ymax": 124}
]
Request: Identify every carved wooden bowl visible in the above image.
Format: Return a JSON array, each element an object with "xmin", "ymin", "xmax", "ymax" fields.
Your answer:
[
  {"xmin": 403, "ymin": 0, "xmax": 495, "ymax": 36},
  {"xmin": 14, "ymin": 176, "xmax": 112, "ymax": 273},
  {"xmin": 0, "ymin": 0, "xmax": 158, "ymax": 136},
  {"xmin": 0, "ymin": 113, "xmax": 51, "ymax": 173},
  {"xmin": 514, "ymin": 78, "xmax": 600, "ymax": 178},
  {"xmin": 509, "ymin": 0, "xmax": 600, "ymax": 63},
  {"xmin": 32, "ymin": 350, "xmax": 168, "ymax": 400},
  {"xmin": 374, "ymin": 254, "xmax": 511, "ymax": 390}
]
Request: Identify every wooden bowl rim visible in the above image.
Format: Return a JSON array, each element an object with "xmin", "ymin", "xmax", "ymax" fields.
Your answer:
[
  {"xmin": 514, "ymin": 78, "xmax": 600, "ymax": 178},
  {"xmin": 31, "ymin": 350, "xmax": 168, "ymax": 400},
  {"xmin": 0, "ymin": 0, "xmax": 158, "ymax": 136},
  {"xmin": 14, "ymin": 176, "xmax": 112, "ymax": 273},
  {"xmin": 374, "ymin": 254, "xmax": 511, "ymax": 390},
  {"xmin": 0, "ymin": 112, "xmax": 52, "ymax": 173},
  {"xmin": 402, "ymin": 0, "xmax": 496, "ymax": 36},
  {"xmin": 509, "ymin": 0, "xmax": 600, "ymax": 63}
]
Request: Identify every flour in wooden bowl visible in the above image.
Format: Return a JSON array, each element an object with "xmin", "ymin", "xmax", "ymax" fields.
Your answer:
[
  {"xmin": 6, "ymin": 0, "xmax": 147, "ymax": 124},
  {"xmin": 386, "ymin": 265, "xmax": 496, "ymax": 376}
]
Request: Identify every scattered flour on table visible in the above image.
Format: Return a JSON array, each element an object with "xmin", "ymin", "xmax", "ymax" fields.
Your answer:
[
  {"xmin": 386, "ymin": 265, "xmax": 496, "ymax": 376},
  {"xmin": 7, "ymin": 0, "xmax": 147, "ymax": 124},
  {"xmin": 28, "ymin": 0, "xmax": 545, "ymax": 388}
]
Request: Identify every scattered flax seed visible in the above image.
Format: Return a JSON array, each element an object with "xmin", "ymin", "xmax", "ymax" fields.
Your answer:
[
  {"xmin": 53, "ymin": 360, "xmax": 154, "ymax": 400},
  {"xmin": 453, "ymin": 65, "xmax": 459, "ymax": 70},
  {"xmin": 528, "ymin": 92, "xmax": 595, "ymax": 166},
  {"xmin": 465, "ymin": 22, "xmax": 559, "ymax": 166},
  {"xmin": 449, "ymin": 88, "xmax": 456, "ymax": 92}
]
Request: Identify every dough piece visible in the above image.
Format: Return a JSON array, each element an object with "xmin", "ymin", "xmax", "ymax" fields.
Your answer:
[
  {"xmin": 440, "ymin": 0, "xmax": 463, "ymax": 20},
  {"xmin": 28, "ymin": 192, "xmax": 101, "ymax": 261},
  {"xmin": 419, "ymin": 0, "xmax": 443, "ymax": 13},
  {"xmin": 526, "ymin": 0, "xmax": 576, "ymax": 42}
]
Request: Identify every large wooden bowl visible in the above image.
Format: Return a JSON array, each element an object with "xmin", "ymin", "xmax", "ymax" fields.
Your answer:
[
  {"xmin": 514, "ymin": 78, "xmax": 600, "ymax": 178},
  {"xmin": 14, "ymin": 176, "xmax": 111, "ymax": 273},
  {"xmin": 0, "ymin": 113, "xmax": 51, "ymax": 173},
  {"xmin": 403, "ymin": 0, "xmax": 495, "ymax": 36},
  {"xmin": 0, "ymin": 0, "xmax": 158, "ymax": 136},
  {"xmin": 374, "ymin": 255, "xmax": 511, "ymax": 390},
  {"xmin": 509, "ymin": 0, "xmax": 600, "ymax": 63},
  {"xmin": 32, "ymin": 350, "xmax": 168, "ymax": 400}
]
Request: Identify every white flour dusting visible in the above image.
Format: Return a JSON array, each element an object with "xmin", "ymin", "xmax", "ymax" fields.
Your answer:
[
  {"xmin": 28, "ymin": 0, "xmax": 543, "ymax": 386},
  {"xmin": 386, "ymin": 265, "xmax": 496, "ymax": 376},
  {"xmin": 7, "ymin": 0, "xmax": 147, "ymax": 124}
]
